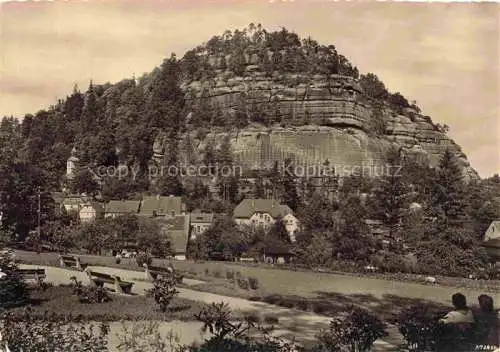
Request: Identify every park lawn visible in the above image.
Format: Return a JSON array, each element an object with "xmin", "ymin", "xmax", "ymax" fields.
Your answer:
[
  {"xmin": 14, "ymin": 250, "xmax": 498, "ymax": 315},
  {"xmin": 8, "ymin": 285, "xmax": 204, "ymax": 322}
]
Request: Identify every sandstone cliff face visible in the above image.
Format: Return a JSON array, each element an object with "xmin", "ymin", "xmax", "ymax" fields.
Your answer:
[{"xmin": 156, "ymin": 54, "xmax": 477, "ymax": 180}]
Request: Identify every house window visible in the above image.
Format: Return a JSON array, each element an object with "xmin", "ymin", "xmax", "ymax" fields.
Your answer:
[
  {"xmin": 259, "ymin": 213, "xmax": 263, "ymax": 219},
  {"xmin": 252, "ymin": 219, "xmax": 257, "ymax": 225},
  {"xmin": 196, "ymin": 225, "xmax": 201, "ymax": 232}
]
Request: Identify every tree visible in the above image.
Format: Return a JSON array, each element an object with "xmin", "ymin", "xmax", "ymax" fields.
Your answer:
[
  {"xmin": 203, "ymin": 217, "xmax": 249, "ymax": 260},
  {"xmin": 430, "ymin": 149, "xmax": 468, "ymax": 226},
  {"xmin": 268, "ymin": 216, "xmax": 290, "ymax": 243},
  {"xmin": 371, "ymin": 147, "xmax": 411, "ymax": 240},
  {"xmin": 359, "ymin": 73, "xmax": 389, "ymax": 100},
  {"xmin": 146, "ymin": 54, "xmax": 184, "ymax": 132},
  {"xmin": 282, "ymin": 159, "xmax": 299, "ymax": 211},
  {"xmin": 80, "ymin": 82, "xmax": 99, "ymax": 131},
  {"xmin": 333, "ymin": 196, "xmax": 373, "ymax": 262},
  {"xmin": 71, "ymin": 168, "xmax": 100, "ymax": 196},
  {"xmin": 298, "ymin": 194, "xmax": 336, "ymax": 231}
]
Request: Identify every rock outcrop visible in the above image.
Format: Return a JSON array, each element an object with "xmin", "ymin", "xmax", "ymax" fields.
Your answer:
[{"xmin": 155, "ymin": 53, "xmax": 477, "ymax": 180}]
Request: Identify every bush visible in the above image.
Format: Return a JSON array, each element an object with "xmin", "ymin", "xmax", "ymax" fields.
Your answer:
[
  {"xmin": 237, "ymin": 277, "xmax": 249, "ymax": 290},
  {"xmin": 226, "ymin": 270, "xmax": 235, "ymax": 281},
  {"xmin": 295, "ymin": 298, "xmax": 310, "ymax": 311},
  {"xmin": 0, "ymin": 248, "xmax": 28, "ymax": 307},
  {"xmin": 263, "ymin": 315, "xmax": 279, "ymax": 325},
  {"xmin": 136, "ymin": 252, "xmax": 153, "ymax": 267},
  {"xmin": 397, "ymin": 303, "xmax": 446, "ymax": 351},
  {"xmin": 1, "ymin": 308, "xmax": 109, "ymax": 352},
  {"xmin": 278, "ymin": 298, "xmax": 294, "ymax": 309},
  {"xmin": 312, "ymin": 301, "xmax": 331, "ymax": 315},
  {"xmin": 248, "ymin": 277, "xmax": 259, "ymax": 290},
  {"xmin": 70, "ymin": 276, "xmax": 110, "ymax": 304},
  {"xmin": 147, "ymin": 276, "xmax": 179, "ymax": 312},
  {"xmin": 315, "ymin": 307, "xmax": 388, "ymax": 352},
  {"xmin": 116, "ymin": 321, "xmax": 183, "ymax": 352},
  {"xmin": 263, "ymin": 294, "xmax": 282, "ymax": 305}
]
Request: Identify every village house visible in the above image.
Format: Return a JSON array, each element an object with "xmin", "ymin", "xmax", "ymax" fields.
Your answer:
[
  {"xmin": 483, "ymin": 220, "xmax": 500, "ymax": 261},
  {"xmin": 139, "ymin": 195, "xmax": 186, "ymax": 218},
  {"xmin": 155, "ymin": 215, "xmax": 190, "ymax": 260},
  {"xmin": 233, "ymin": 198, "xmax": 299, "ymax": 242},
  {"xmin": 104, "ymin": 200, "xmax": 141, "ymax": 219},
  {"xmin": 189, "ymin": 211, "xmax": 214, "ymax": 240},
  {"xmin": 61, "ymin": 195, "xmax": 88, "ymax": 213},
  {"xmin": 79, "ymin": 202, "xmax": 105, "ymax": 223}
]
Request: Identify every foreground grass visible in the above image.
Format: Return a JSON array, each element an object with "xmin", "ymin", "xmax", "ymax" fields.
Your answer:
[{"xmin": 8, "ymin": 285, "xmax": 204, "ymax": 322}]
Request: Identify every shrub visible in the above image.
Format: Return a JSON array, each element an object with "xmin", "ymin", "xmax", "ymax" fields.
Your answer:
[
  {"xmin": 70, "ymin": 276, "xmax": 110, "ymax": 304},
  {"xmin": 226, "ymin": 270, "xmax": 235, "ymax": 281},
  {"xmin": 263, "ymin": 294, "xmax": 282, "ymax": 305},
  {"xmin": 397, "ymin": 303, "xmax": 446, "ymax": 351},
  {"xmin": 116, "ymin": 321, "xmax": 183, "ymax": 352},
  {"xmin": 248, "ymin": 277, "xmax": 259, "ymax": 290},
  {"xmin": 263, "ymin": 315, "xmax": 279, "ymax": 325},
  {"xmin": 237, "ymin": 277, "xmax": 250, "ymax": 290},
  {"xmin": 136, "ymin": 252, "xmax": 152, "ymax": 267},
  {"xmin": 315, "ymin": 307, "xmax": 387, "ymax": 352},
  {"xmin": 312, "ymin": 301, "xmax": 331, "ymax": 315},
  {"xmin": 1, "ymin": 308, "xmax": 109, "ymax": 352},
  {"xmin": 295, "ymin": 298, "xmax": 310, "ymax": 311},
  {"xmin": 147, "ymin": 276, "xmax": 179, "ymax": 312},
  {"xmin": 278, "ymin": 298, "xmax": 294, "ymax": 309},
  {"xmin": 0, "ymin": 248, "xmax": 29, "ymax": 307},
  {"xmin": 243, "ymin": 313, "xmax": 261, "ymax": 324}
]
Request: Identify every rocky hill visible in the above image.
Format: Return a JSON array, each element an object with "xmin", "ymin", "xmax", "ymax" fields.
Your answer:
[
  {"xmin": 149, "ymin": 28, "xmax": 476, "ymax": 179},
  {"xmin": 11, "ymin": 24, "xmax": 478, "ymax": 192}
]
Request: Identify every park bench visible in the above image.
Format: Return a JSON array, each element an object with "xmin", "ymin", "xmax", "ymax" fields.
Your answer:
[
  {"xmin": 143, "ymin": 264, "xmax": 183, "ymax": 283},
  {"xmin": 19, "ymin": 268, "xmax": 46, "ymax": 285},
  {"xmin": 84, "ymin": 268, "xmax": 134, "ymax": 294},
  {"xmin": 59, "ymin": 254, "xmax": 86, "ymax": 270}
]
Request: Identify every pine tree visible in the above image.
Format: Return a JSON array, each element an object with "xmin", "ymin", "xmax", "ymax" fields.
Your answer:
[
  {"xmin": 158, "ymin": 131, "xmax": 183, "ymax": 196},
  {"xmin": 80, "ymin": 82, "xmax": 99, "ymax": 131},
  {"xmin": 282, "ymin": 158, "xmax": 300, "ymax": 211},
  {"xmin": 431, "ymin": 149, "xmax": 468, "ymax": 226},
  {"xmin": 146, "ymin": 54, "xmax": 184, "ymax": 132},
  {"xmin": 372, "ymin": 147, "xmax": 410, "ymax": 240}
]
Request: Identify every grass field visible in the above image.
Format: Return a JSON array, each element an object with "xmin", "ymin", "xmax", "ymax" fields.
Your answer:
[
  {"xmin": 10, "ymin": 285, "xmax": 204, "ymax": 322},
  {"xmin": 15, "ymin": 250, "xmax": 499, "ymax": 317}
]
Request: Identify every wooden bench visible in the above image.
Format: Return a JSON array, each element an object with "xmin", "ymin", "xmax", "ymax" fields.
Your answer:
[
  {"xmin": 84, "ymin": 268, "xmax": 134, "ymax": 294},
  {"xmin": 19, "ymin": 268, "xmax": 46, "ymax": 285},
  {"xmin": 59, "ymin": 255, "xmax": 85, "ymax": 270},
  {"xmin": 143, "ymin": 264, "xmax": 183, "ymax": 283}
]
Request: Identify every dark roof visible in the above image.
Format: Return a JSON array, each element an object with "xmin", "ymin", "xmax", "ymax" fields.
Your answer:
[
  {"xmin": 483, "ymin": 238, "xmax": 500, "ymax": 249},
  {"xmin": 104, "ymin": 200, "xmax": 140, "ymax": 214},
  {"xmin": 139, "ymin": 196, "xmax": 184, "ymax": 217},
  {"xmin": 156, "ymin": 215, "xmax": 190, "ymax": 254},
  {"xmin": 81, "ymin": 202, "xmax": 105, "ymax": 213},
  {"xmin": 233, "ymin": 199, "xmax": 293, "ymax": 218},
  {"xmin": 190, "ymin": 212, "xmax": 214, "ymax": 223}
]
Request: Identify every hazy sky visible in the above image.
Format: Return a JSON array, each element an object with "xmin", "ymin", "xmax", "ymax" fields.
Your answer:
[{"xmin": 0, "ymin": 0, "xmax": 498, "ymax": 177}]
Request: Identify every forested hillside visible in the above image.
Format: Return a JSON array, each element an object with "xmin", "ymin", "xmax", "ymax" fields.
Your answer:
[{"xmin": 0, "ymin": 25, "xmax": 499, "ymax": 278}]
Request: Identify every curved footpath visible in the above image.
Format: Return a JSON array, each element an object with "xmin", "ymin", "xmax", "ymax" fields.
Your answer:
[{"xmin": 19, "ymin": 264, "xmax": 404, "ymax": 351}]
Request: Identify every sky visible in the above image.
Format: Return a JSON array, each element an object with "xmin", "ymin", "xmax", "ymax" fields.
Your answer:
[{"xmin": 0, "ymin": 0, "xmax": 498, "ymax": 178}]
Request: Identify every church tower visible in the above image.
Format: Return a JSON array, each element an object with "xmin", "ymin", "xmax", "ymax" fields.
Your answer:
[{"xmin": 66, "ymin": 147, "xmax": 79, "ymax": 180}]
